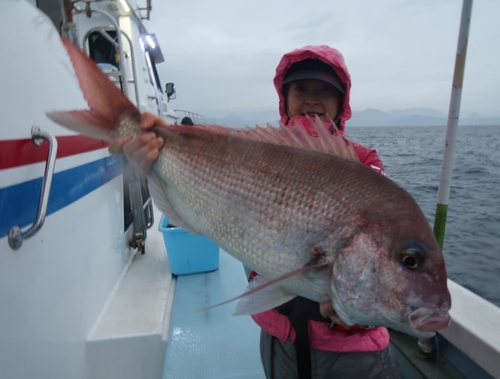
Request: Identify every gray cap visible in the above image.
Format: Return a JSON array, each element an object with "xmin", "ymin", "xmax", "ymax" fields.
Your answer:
[{"xmin": 282, "ymin": 59, "xmax": 345, "ymax": 94}]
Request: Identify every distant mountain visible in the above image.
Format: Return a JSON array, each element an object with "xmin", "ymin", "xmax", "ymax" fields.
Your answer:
[
  {"xmin": 347, "ymin": 108, "xmax": 500, "ymax": 127},
  {"xmin": 349, "ymin": 108, "xmax": 391, "ymax": 126},
  {"xmin": 197, "ymin": 107, "xmax": 500, "ymax": 128},
  {"xmin": 204, "ymin": 110, "xmax": 280, "ymax": 129},
  {"xmin": 465, "ymin": 112, "xmax": 481, "ymax": 119},
  {"xmin": 387, "ymin": 108, "xmax": 447, "ymax": 118}
]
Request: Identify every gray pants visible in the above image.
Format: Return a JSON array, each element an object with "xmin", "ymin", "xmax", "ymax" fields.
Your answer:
[{"xmin": 260, "ymin": 330, "xmax": 400, "ymax": 379}]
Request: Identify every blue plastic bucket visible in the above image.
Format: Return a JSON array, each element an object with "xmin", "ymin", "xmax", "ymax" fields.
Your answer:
[{"xmin": 158, "ymin": 214, "xmax": 219, "ymax": 275}]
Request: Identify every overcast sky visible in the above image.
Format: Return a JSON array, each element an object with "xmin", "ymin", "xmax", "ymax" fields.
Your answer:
[{"xmin": 146, "ymin": 0, "xmax": 499, "ymax": 119}]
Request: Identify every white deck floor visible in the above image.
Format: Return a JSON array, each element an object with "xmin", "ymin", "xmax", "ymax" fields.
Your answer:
[{"xmin": 162, "ymin": 250, "xmax": 265, "ymax": 379}]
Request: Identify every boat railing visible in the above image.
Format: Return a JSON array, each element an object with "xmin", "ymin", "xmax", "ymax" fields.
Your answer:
[{"xmin": 174, "ymin": 109, "xmax": 208, "ymax": 125}]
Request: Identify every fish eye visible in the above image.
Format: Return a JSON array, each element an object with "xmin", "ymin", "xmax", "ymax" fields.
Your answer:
[{"xmin": 400, "ymin": 245, "xmax": 425, "ymax": 271}]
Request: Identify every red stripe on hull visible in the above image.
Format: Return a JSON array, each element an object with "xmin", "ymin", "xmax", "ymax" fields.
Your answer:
[{"xmin": 0, "ymin": 135, "xmax": 109, "ymax": 170}]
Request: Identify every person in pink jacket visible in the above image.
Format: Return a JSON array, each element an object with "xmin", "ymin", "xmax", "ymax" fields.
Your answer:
[
  {"xmin": 109, "ymin": 45, "xmax": 400, "ymax": 379},
  {"xmin": 245, "ymin": 45, "xmax": 400, "ymax": 379}
]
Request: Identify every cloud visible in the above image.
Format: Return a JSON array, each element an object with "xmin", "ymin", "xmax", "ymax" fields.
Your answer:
[{"xmin": 147, "ymin": 0, "xmax": 500, "ymax": 118}]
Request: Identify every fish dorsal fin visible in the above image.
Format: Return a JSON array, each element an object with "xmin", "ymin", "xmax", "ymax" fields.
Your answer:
[
  {"xmin": 245, "ymin": 118, "xmax": 359, "ymax": 161},
  {"xmin": 176, "ymin": 118, "xmax": 359, "ymax": 161},
  {"xmin": 200, "ymin": 254, "xmax": 332, "ymax": 315}
]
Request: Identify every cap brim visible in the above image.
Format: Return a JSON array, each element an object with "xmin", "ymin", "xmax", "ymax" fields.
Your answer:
[{"xmin": 282, "ymin": 69, "xmax": 345, "ymax": 94}]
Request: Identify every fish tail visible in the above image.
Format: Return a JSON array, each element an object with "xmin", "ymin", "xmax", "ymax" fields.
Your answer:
[{"xmin": 46, "ymin": 38, "xmax": 140, "ymax": 142}]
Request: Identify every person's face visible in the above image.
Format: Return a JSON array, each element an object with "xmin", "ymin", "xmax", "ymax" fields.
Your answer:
[{"xmin": 286, "ymin": 79, "xmax": 342, "ymax": 122}]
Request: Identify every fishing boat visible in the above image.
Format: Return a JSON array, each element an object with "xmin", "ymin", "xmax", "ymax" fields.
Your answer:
[
  {"xmin": 1, "ymin": 1, "xmax": 175, "ymax": 378},
  {"xmin": 0, "ymin": 1, "xmax": 498, "ymax": 379}
]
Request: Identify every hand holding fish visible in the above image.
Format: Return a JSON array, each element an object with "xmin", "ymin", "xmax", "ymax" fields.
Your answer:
[{"xmin": 108, "ymin": 112, "xmax": 165, "ymax": 173}]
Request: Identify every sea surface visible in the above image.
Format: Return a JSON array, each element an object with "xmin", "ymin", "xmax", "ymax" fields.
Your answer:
[{"xmin": 346, "ymin": 124, "xmax": 500, "ymax": 307}]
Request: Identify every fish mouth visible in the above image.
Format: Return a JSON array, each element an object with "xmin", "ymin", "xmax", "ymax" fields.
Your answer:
[{"xmin": 409, "ymin": 308, "xmax": 451, "ymax": 332}]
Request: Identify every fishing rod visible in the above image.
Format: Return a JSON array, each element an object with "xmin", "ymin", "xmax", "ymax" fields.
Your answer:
[
  {"xmin": 433, "ymin": 0, "xmax": 473, "ymax": 249},
  {"xmin": 417, "ymin": 0, "xmax": 474, "ymax": 360}
]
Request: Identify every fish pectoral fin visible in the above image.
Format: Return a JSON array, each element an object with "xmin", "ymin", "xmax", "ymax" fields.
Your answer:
[
  {"xmin": 200, "ymin": 255, "xmax": 331, "ymax": 315},
  {"xmin": 234, "ymin": 255, "xmax": 332, "ymax": 315},
  {"xmin": 233, "ymin": 276, "xmax": 296, "ymax": 315},
  {"xmin": 198, "ymin": 275, "xmax": 296, "ymax": 315}
]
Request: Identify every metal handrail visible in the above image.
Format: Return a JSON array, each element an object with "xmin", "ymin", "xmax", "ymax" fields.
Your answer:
[
  {"xmin": 76, "ymin": 7, "xmax": 131, "ymax": 100},
  {"xmin": 143, "ymin": 197, "xmax": 154, "ymax": 229},
  {"xmin": 8, "ymin": 127, "xmax": 58, "ymax": 250},
  {"xmin": 81, "ymin": 26, "xmax": 140, "ymax": 111}
]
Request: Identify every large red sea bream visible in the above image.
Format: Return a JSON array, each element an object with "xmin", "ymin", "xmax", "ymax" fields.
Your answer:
[{"xmin": 47, "ymin": 39, "xmax": 451, "ymax": 338}]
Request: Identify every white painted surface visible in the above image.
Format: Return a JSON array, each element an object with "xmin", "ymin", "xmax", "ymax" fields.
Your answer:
[
  {"xmin": 441, "ymin": 280, "xmax": 500, "ymax": 379},
  {"xmin": 87, "ymin": 208, "xmax": 173, "ymax": 379},
  {"xmin": 0, "ymin": 2, "xmax": 173, "ymax": 378}
]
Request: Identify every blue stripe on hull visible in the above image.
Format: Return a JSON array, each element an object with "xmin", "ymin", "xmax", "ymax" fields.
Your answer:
[{"xmin": 0, "ymin": 156, "xmax": 123, "ymax": 238}]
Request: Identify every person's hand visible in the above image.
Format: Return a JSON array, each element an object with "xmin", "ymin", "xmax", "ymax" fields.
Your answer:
[
  {"xmin": 320, "ymin": 300, "xmax": 352, "ymax": 329},
  {"xmin": 108, "ymin": 112, "xmax": 166, "ymax": 173}
]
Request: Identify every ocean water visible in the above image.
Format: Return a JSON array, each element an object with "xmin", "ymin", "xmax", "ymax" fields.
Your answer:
[{"xmin": 346, "ymin": 124, "xmax": 500, "ymax": 307}]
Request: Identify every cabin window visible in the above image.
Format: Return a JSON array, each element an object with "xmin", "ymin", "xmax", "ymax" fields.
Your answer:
[
  {"xmin": 88, "ymin": 30, "xmax": 119, "ymax": 67},
  {"xmin": 87, "ymin": 30, "xmax": 124, "ymax": 91}
]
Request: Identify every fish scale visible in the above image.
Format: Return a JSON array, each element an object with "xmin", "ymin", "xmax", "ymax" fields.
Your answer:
[{"xmin": 154, "ymin": 130, "xmax": 388, "ymax": 296}]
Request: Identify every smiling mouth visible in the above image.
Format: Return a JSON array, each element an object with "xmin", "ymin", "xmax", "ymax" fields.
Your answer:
[{"xmin": 302, "ymin": 112, "xmax": 324, "ymax": 118}]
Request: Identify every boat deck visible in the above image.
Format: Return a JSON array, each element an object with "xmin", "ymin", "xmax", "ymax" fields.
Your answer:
[
  {"xmin": 149, "ymin": 212, "xmax": 497, "ymax": 379},
  {"xmin": 162, "ymin": 250, "xmax": 265, "ymax": 379},
  {"xmin": 159, "ymin": 250, "xmax": 497, "ymax": 379}
]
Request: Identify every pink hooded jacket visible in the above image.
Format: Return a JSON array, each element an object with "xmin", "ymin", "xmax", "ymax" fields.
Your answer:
[
  {"xmin": 250, "ymin": 45, "xmax": 389, "ymax": 353},
  {"xmin": 275, "ymin": 45, "xmax": 385, "ymax": 174}
]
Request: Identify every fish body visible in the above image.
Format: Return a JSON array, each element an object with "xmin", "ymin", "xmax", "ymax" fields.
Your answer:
[{"xmin": 48, "ymin": 39, "xmax": 451, "ymax": 338}]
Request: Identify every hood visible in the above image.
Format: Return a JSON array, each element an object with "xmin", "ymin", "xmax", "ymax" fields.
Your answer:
[{"xmin": 274, "ymin": 45, "xmax": 352, "ymax": 132}]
